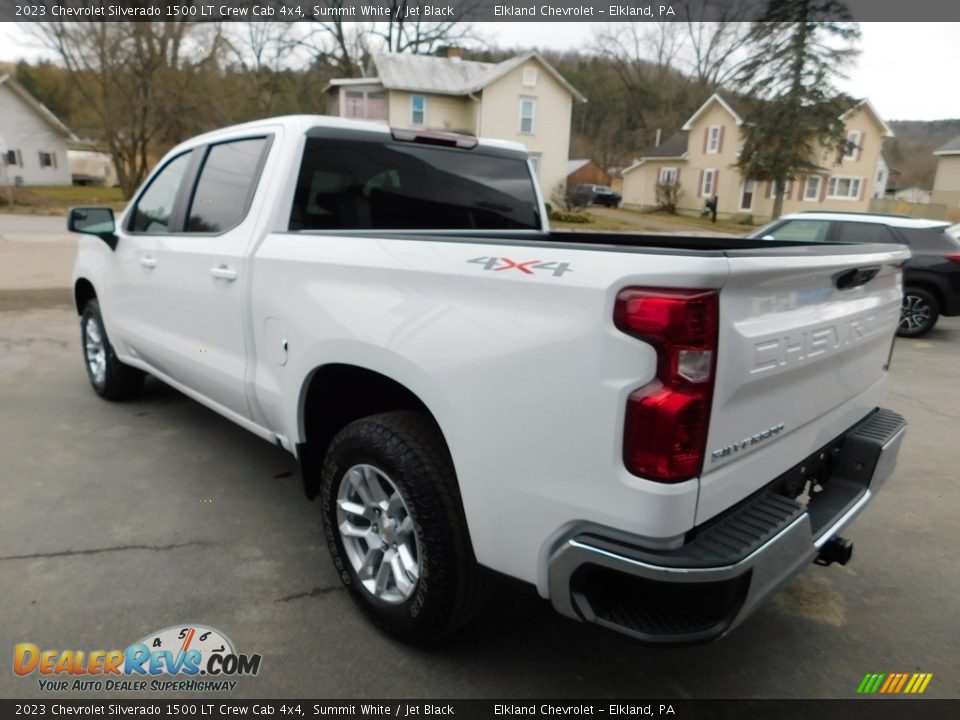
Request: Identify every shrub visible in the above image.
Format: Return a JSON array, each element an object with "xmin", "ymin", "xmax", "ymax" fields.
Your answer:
[{"xmin": 655, "ymin": 181, "xmax": 682, "ymax": 213}]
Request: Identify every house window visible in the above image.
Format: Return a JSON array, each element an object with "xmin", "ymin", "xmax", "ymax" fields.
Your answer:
[
  {"xmin": 659, "ymin": 167, "xmax": 678, "ymax": 185},
  {"xmin": 702, "ymin": 168, "xmax": 717, "ymax": 197},
  {"xmin": 522, "ymin": 67, "xmax": 538, "ymax": 87},
  {"xmin": 707, "ymin": 126, "xmax": 721, "ymax": 153},
  {"xmin": 4, "ymin": 149, "xmax": 17, "ymax": 165},
  {"xmin": 740, "ymin": 179, "xmax": 756, "ymax": 210},
  {"xmin": 827, "ymin": 176, "xmax": 862, "ymax": 200},
  {"xmin": 528, "ymin": 153, "xmax": 542, "ymax": 179},
  {"xmin": 39, "ymin": 151, "xmax": 55, "ymax": 168},
  {"xmin": 410, "ymin": 94, "xmax": 426, "ymax": 126},
  {"xmin": 804, "ymin": 176, "xmax": 822, "ymax": 201},
  {"xmin": 844, "ymin": 130, "xmax": 862, "ymax": 161},
  {"xmin": 344, "ymin": 91, "xmax": 365, "ymax": 119},
  {"xmin": 519, "ymin": 98, "xmax": 536, "ymax": 134}
]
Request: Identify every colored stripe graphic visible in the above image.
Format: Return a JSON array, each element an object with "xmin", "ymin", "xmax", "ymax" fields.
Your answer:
[{"xmin": 858, "ymin": 672, "xmax": 933, "ymax": 694}]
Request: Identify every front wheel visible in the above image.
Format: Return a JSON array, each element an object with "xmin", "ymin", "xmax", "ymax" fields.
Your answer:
[
  {"xmin": 320, "ymin": 411, "xmax": 492, "ymax": 642},
  {"xmin": 898, "ymin": 288, "xmax": 939, "ymax": 338},
  {"xmin": 80, "ymin": 299, "xmax": 145, "ymax": 400}
]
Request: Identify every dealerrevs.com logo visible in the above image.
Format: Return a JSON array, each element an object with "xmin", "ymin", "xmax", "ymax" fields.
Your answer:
[{"xmin": 13, "ymin": 625, "xmax": 261, "ymax": 692}]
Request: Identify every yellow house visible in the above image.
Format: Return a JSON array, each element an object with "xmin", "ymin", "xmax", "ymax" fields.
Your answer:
[
  {"xmin": 621, "ymin": 93, "xmax": 894, "ymax": 222},
  {"xmin": 932, "ymin": 134, "xmax": 960, "ymax": 210},
  {"xmin": 325, "ymin": 51, "xmax": 587, "ymax": 200}
]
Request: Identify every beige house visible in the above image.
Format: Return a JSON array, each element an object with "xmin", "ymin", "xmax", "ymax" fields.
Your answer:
[
  {"xmin": 932, "ymin": 134, "xmax": 960, "ymax": 209},
  {"xmin": 326, "ymin": 51, "xmax": 586, "ymax": 199},
  {"xmin": 621, "ymin": 93, "xmax": 894, "ymax": 222}
]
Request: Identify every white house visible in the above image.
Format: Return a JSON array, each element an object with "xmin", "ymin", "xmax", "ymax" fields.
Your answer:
[{"xmin": 0, "ymin": 73, "xmax": 76, "ymax": 187}]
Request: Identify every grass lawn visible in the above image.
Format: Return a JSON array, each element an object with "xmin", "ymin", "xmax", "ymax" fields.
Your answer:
[
  {"xmin": 0, "ymin": 185, "xmax": 127, "ymax": 215},
  {"xmin": 551, "ymin": 214, "xmax": 641, "ymax": 233}
]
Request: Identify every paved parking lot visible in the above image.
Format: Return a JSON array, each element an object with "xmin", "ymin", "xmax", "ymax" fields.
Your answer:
[{"xmin": 1, "ymin": 305, "xmax": 958, "ymax": 700}]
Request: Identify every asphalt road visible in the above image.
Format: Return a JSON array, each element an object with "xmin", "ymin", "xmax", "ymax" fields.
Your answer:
[{"xmin": 1, "ymin": 306, "xmax": 958, "ymax": 701}]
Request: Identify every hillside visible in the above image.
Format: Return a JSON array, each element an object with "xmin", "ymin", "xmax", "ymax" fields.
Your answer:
[{"xmin": 886, "ymin": 119, "xmax": 960, "ymax": 189}]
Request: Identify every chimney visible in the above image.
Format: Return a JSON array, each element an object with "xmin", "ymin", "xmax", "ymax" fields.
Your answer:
[
  {"xmin": 447, "ymin": 47, "xmax": 463, "ymax": 63},
  {"xmin": 655, "ymin": 128, "xmax": 662, "ymax": 147}
]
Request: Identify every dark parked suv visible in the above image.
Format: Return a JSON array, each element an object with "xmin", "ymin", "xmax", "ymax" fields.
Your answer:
[
  {"xmin": 748, "ymin": 212, "xmax": 960, "ymax": 337},
  {"xmin": 569, "ymin": 184, "xmax": 622, "ymax": 208}
]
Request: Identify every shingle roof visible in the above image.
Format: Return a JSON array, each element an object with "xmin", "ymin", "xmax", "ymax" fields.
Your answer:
[
  {"xmin": 367, "ymin": 52, "xmax": 587, "ymax": 103},
  {"xmin": 644, "ymin": 132, "xmax": 688, "ymax": 158},
  {"xmin": 934, "ymin": 133, "xmax": 960, "ymax": 155},
  {"xmin": 567, "ymin": 159, "xmax": 591, "ymax": 175},
  {"xmin": 0, "ymin": 73, "xmax": 76, "ymax": 141}
]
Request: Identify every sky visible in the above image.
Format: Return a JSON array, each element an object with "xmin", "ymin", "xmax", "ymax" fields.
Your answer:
[{"xmin": 1, "ymin": 21, "xmax": 957, "ymax": 121}]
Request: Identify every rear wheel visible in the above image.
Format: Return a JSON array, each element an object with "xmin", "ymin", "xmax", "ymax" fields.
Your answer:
[
  {"xmin": 898, "ymin": 288, "xmax": 939, "ymax": 338},
  {"xmin": 320, "ymin": 411, "xmax": 492, "ymax": 642},
  {"xmin": 80, "ymin": 299, "xmax": 145, "ymax": 400}
]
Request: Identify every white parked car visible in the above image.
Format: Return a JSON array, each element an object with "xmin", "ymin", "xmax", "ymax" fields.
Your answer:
[{"xmin": 69, "ymin": 116, "xmax": 908, "ymax": 644}]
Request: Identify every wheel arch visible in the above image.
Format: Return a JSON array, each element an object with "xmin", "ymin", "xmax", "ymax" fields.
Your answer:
[
  {"xmin": 296, "ymin": 363, "xmax": 453, "ymax": 500},
  {"xmin": 74, "ymin": 278, "xmax": 97, "ymax": 315},
  {"xmin": 903, "ymin": 273, "xmax": 947, "ymax": 314}
]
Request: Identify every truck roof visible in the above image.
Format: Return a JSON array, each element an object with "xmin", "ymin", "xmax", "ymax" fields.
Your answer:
[{"xmin": 165, "ymin": 115, "xmax": 530, "ymax": 157}]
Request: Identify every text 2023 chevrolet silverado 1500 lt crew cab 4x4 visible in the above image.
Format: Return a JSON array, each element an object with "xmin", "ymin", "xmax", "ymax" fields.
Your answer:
[{"xmin": 69, "ymin": 116, "xmax": 908, "ymax": 644}]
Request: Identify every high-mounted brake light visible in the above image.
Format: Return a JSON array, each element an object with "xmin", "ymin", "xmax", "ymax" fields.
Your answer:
[
  {"xmin": 390, "ymin": 128, "xmax": 478, "ymax": 149},
  {"xmin": 615, "ymin": 288, "xmax": 719, "ymax": 483}
]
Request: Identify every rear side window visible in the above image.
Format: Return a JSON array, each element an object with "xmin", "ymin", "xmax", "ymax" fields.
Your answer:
[
  {"xmin": 896, "ymin": 227, "xmax": 956, "ymax": 251},
  {"xmin": 289, "ymin": 138, "xmax": 539, "ymax": 231},
  {"xmin": 836, "ymin": 222, "xmax": 897, "ymax": 244},
  {"xmin": 761, "ymin": 219, "xmax": 831, "ymax": 242},
  {"xmin": 129, "ymin": 152, "xmax": 192, "ymax": 233},
  {"xmin": 186, "ymin": 138, "xmax": 268, "ymax": 233}
]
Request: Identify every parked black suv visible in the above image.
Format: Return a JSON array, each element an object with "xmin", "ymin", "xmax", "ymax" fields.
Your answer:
[
  {"xmin": 748, "ymin": 212, "xmax": 960, "ymax": 337},
  {"xmin": 569, "ymin": 184, "xmax": 622, "ymax": 208}
]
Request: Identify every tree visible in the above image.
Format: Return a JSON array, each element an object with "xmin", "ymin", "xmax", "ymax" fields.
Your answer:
[
  {"xmin": 678, "ymin": 1, "xmax": 752, "ymax": 92},
  {"xmin": 734, "ymin": 0, "xmax": 861, "ymax": 219},
  {"xmin": 32, "ymin": 22, "xmax": 226, "ymax": 198}
]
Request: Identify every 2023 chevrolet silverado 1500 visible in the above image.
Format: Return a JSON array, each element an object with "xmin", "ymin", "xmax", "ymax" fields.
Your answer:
[{"xmin": 69, "ymin": 116, "xmax": 908, "ymax": 644}]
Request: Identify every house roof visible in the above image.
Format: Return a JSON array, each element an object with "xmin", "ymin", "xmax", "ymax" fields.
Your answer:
[
  {"xmin": 934, "ymin": 133, "xmax": 960, "ymax": 156},
  {"xmin": 0, "ymin": 73, "xmax": 76, "ymax": 141},
  {"xmin": 644, "ymin": 132, "xmax": 689, "ymax": 159},
  {"xmin": 681, "ymin": 92, "xmax": 745, "ymax": 131},
  {"xmin": 366, "ymin": 52, "xmax": 587, "ymax": 103},
  {"xmin": 566, "ymin": 159, "xmax": 591, "ymax": 175},
  {"xmin": 839, "ymin": 98, "xmax": 894, "ymax": 138}
]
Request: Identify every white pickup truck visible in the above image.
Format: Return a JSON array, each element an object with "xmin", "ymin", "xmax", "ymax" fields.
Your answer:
[{"xmin": 70, "ymin": 115, "xmax": 908, "ymax": 644}]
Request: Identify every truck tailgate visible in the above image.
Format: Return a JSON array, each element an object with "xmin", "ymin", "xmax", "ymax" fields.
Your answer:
[{"xmin": 697, "ymin": 243, "xmax": 909, "ymax": 523}]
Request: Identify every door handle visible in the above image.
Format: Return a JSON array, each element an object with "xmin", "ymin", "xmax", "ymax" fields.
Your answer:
[
  {"xmin": 140, "ymin": 256, "xmax": 157, "ymax": 269},
  {"xmin": 210, "ymin": 265, "xmax": 238, "ymax": 282}
]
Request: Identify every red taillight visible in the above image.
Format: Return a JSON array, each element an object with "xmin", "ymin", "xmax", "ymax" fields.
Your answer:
[
  {"xmin": 945, "ymin": 252, "xmax": 960, "ymax": 265},
  {"xmin": 615, "ymin": 288, "xmax": 719, "ymax": 482}
]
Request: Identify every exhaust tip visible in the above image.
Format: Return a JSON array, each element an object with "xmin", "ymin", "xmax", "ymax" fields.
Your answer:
[{"xmin": 816, "ymin": 536, "xmax": 853, "ymax": 566}]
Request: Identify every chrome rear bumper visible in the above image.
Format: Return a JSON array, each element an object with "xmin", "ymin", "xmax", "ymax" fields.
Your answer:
[{"xmin": 548, "ymin": 408, "xmax": 907, "ymax": 644}]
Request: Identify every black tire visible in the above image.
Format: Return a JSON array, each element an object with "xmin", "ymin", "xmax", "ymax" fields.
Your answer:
[
  {"xmin": 320, "ymin": 411, "xmax": 492, "ymax": 642},
  {"xmin": 80, "ymin": 299, "xmax": 145, "ymax": 401},
  {"xmin": 898, "ymin": 287, "xmax": 940, "ymax": 338}
]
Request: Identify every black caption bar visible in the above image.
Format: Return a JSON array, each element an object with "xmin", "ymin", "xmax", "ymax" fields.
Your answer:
[
  {"xmin": 1, "ymin": 0, "xmax": 960, "ymax": 22},
  {"xmin": 1, "ymin": 700, "xmax": 958, "ymax": 720}
]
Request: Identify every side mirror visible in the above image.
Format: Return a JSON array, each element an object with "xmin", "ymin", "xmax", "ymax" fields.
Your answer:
[{"xmin": 68, "ymin": 207, "xmax": 118, "ymax": 251}]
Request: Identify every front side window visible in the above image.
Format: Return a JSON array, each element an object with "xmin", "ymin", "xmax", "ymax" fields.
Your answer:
[
  {"xmin": 411, "ymin": 94, "xmax": 426, "ymax": 126},
  {"xmin": 186, "ymin": 138, "xmax": 268, "ymax": 233},
  {"xmin": 519, "ymin": 98, "xmax": 536, "ymax": 134},
  {"xmin": 759, "ymin": 219, "xmax": 831, "ymax": 242},
  {"xmin": 289, "ymin": 137, "xmax": 539, "ymax": 232},
  {"xmin": 129, "ymin": 151, "xmax": 193, "ymax": 233}
]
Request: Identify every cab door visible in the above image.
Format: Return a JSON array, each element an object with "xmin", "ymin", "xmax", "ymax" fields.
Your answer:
[
  {"xmin": 149, "ymin": 136, "xmax": 272, "ymax": 419},
  {"xmin": 106, "ymin": 150, "xmax": 194, "ymax": 370}
]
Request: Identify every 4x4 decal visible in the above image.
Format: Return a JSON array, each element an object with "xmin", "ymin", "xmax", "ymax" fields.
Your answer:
[{"xmin": 467, "ymin": 256, "xmax": 574, "ymax": 277}]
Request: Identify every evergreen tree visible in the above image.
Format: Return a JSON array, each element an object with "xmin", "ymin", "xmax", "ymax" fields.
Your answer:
[{"xmin": 735, "ymin": 0, "xmax": 861, "ymax": 218}]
